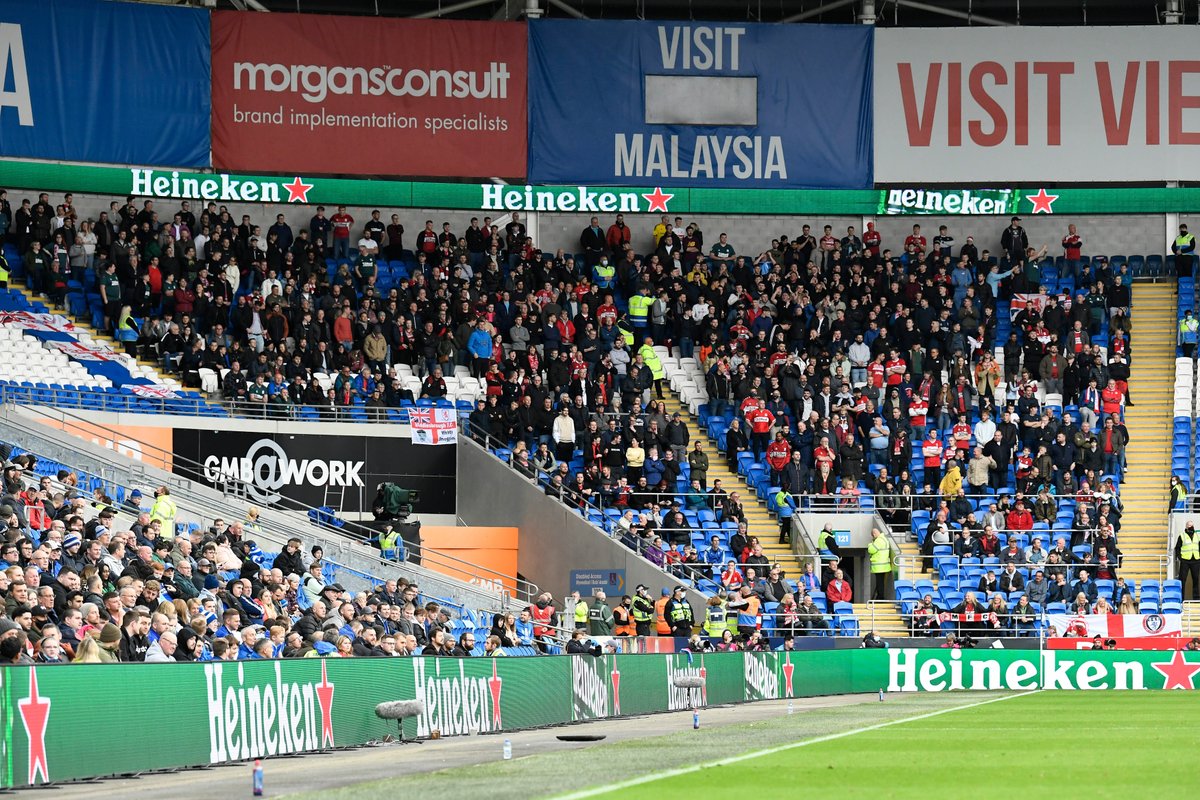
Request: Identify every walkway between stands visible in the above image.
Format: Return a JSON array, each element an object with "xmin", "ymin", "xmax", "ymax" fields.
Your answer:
[{"xmin": 1119, "ymin": 281, "xmax": 1175, "ymax": 585}]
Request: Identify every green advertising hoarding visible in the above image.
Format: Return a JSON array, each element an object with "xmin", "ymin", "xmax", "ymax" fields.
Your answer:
[
  {"xmin": 3, "ymin": 649, "xmax": 1197, "ymax": 788},
  {"xmin": 5, "ymin": 159, "xmax": 1200, "ymax": 215}
]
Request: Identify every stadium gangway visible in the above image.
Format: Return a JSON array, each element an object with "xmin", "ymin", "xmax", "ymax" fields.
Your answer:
[{"xmin": 0, "ymin": 401, "xmax": 540, "ymax": 613}]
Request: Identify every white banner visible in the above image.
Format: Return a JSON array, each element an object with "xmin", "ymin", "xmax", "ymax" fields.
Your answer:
[
  {"xmin": 1047, "ymin": 613, "xmax": 1182, "ymax": 639},
  {"xmin": 409, "ymin": 408, "xmax": 458, "ymax": 446},
  {"xmin": 874, "ymin": 27, "xmax": 1200, "ymax": 182}
]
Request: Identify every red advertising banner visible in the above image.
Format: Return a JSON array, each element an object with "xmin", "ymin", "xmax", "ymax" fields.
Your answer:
[{"xmin": 210, "ymin": 12, "xmax": 526, "ymax": 179}]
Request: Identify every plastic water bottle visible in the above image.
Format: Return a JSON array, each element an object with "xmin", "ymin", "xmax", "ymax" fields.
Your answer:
[
  {"xmin": 252, "ymin": 759, "xmax": 264, "ymax": 796},
  {"xmin": 692, "ymin": 710, "xmax": 699, "ymax": 729},
  {"xmin": 787, "ymin": 700, "xmax": 794, "ymax": 715},
  {"xmin": 503, "ymin": 739, "xmax": 512, "ymax": 760},
  {"xmin": 879, "ymin": 688, "xmax": 885, "ymax": 702}
]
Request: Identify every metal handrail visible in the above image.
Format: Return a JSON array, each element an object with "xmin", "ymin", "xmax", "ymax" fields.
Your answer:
[
  {"xmin": 0, "ymin": 401, "xmax": 539, "ymax": 607},
  {"xmin": 892, "ymin": 552, "xmax": 1169, "ymax": 586}
]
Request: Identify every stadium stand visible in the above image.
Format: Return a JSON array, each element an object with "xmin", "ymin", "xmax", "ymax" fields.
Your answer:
[{"xmin": 0, "ymin": 186, "xmax": 1183, "ymax": 651}]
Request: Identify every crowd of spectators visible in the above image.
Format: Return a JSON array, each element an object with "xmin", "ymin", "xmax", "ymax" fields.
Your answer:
[{"xmin": 0, "ymin": 189, "xmax": 1137, "ymax": 616}]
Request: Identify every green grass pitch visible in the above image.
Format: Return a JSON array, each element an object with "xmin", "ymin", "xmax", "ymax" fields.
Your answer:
[{"xmin": 580, "ymin": 692, "xmax": 1193, "ymax": 800}]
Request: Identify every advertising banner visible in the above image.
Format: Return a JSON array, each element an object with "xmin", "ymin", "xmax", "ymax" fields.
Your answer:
[
  {"xmin": 171, "ymin": 429, "xmax": 456, "ymax": 515},
  {"xmin": 210, "ymin": 12, "xmax": 526, "ymax": 179},
  {"xmin": 14, "ymin": 160, "xmax": 1200, "ymax": 216},
  {"xmin": 875, "ymin": 26, "xmax": 1200, "ymax": 182},
  {"xmin": 4, "ymin": 649, "xmax": 1199, "ymax": 787},
  {"xmin": 0, "ymin": 0, "xmax": 210, "ymax": 167},
  {"xmin": 885, "ymin": 648, "xmax": 1200, "ymax": 691},
  {"xmin": 528, "ymin": 20, "xmax": 873, "ymax": 189}
]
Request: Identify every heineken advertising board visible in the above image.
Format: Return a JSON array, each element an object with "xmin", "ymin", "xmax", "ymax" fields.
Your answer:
[
  {"xmin": 2, "ymin": 649, "xmax": 1197, "ymax": 788},
  {"xmin": 7, "ymin": 160, "xmax": 1200, "ymax": 215}
]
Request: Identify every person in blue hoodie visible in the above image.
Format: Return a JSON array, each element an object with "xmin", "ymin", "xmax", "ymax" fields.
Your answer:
[{"xmin": 467, "ymin": 318, "xmax": 494, "ymax": 379}]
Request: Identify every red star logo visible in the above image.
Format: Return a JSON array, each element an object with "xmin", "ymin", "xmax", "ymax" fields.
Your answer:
[
  {"xmin": 283, "ymin": 177, "xmax": 314, "ymax": 204},
  {"xmin": 1027, "ymin": 188, "xmax": 1059, "ymax": 214},
  {"xmin": 1153, "ymin": 650, "xmax": 1200, "ymax": 690},
  {"xmin": 18, "ymin": 669, "xmax": 51, "ymax": 785},
  {"xmin": 782, "ymin": 654, "xmax": 795, "ymax": 698},
  {"xmin": 641, "ymin": 187, "xmax": 673, "ymax": 214},
  {"xmin": 610, "ymin": 658, "xmax": 621, "ymax": 715},
  {"xmin": 315, "ymin": 660, "xmax": 335, "ymax": 747},
  {"xmin": 488, "ymin": 660, "xmax": 503, "ymax": 728}
]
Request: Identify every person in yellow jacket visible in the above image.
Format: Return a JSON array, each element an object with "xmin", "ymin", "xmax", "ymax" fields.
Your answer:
[
  {"xmin": 638, "ymin": 337, "xmax": 665, "ymax": 400},
  {"xmin": 1176, "ymin": 521, "xmax": 1200, "ymax": 600},
  {"xmin": 571, "ymin": 590, "xmax": 589, "ymax": 630},
  {"xmin": 150, "ymin": 486, "xmax": 177, "ymax": 540},
  {"xmin": 867, "ymin": 528, "xmax": 893, "ymax": 601},
  {"xmin": 939, "ymin": 460, "xmax": 963, "ymax": 498},
  {"xmin": 628, "ymin": 289, "xmax": 653, "ymax": 336},
  {"xmin": 702, "ymin": 594, "xmax": 727, "ymax": 639}
]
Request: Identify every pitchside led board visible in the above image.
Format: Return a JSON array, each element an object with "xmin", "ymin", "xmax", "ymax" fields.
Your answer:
[
  {"xmin": 875, "ymin": 26, "xmax": 1200, "ymax": 183},
  {"xmin": 0, "ymin": 0, "xmax": 211, "ymax": 167},
  {"xmin": 210, "ymin": 12, "xmax": 527, "ymax": 179},
  {"xmin": 528, "ymin": 20, "xmax": 873, "ymax": 189}
]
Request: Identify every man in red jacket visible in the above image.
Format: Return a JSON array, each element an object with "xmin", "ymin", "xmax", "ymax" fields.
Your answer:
[
  {"xmin": 1005, "ymin": 500, "xmax": 1034, "ymax": 532},
  {"xmin": 826, "ymin": 569, "xmax": 853, "ymax": 603},
  {"xmin": 766, "ymin": 431, "xmax": 792, "ymax": 485},
  {"xmin": 746, "ymin": 400, "xmax": 775, "ymax": 460},
  {"xmin": 1100, "ymin": 379, "xmax": 1124, "ymax": 424}
]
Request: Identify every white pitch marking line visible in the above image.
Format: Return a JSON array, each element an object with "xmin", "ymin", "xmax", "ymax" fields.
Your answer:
[{"xmin": 550, "ymin": 691, "xmax": 1042, "ymax": 800}]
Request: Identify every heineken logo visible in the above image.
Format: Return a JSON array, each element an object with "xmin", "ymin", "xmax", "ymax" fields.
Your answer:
[
  {"xmin": 412, "ymin": 658, "xmax": 503, "ymax": 737},
  {"xmin": 130, "ymin": 169, "xmax": 314, "ymax": 204},
  {"xmin": 666, "ymin": 657, "xmax": 707, "ymax": 710},
  {"xmin": 744, "ymin": 652, "xmax": 781, "ymax": 701},
  {"xmin": 572, "ymin": 654, "xmax": 612, "ymax": 721},
  {"xmin": 205, "ymin": 660, "xmax": 335, "ymax": 764},
  {"xmin": 887, "ymin": 649, "xmax": 1200, "ymax": 691},
  {"xmin": 882, "ymin": 188, "xmax": 1018, "ymax": 216},
  {"xmin": 481, "ymin": 184, "xmax": 672, "ymax": 214}
]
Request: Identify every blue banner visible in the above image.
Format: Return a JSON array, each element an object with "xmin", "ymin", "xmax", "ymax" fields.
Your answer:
[
  {"xmin": 528, "ymin": 20, "xmax": 872, "ymax": 189},
  {"xmin": 0, "ymin": 0, "xmax": 210, "ymax": 167}
]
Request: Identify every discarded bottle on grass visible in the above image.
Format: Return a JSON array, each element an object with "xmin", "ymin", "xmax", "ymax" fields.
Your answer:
[
  {"xmin": 252, "ymin": 759, "xmax": 264, "ymax": 796},
  {"xmin": 503, "ymin": 739, "xmax": 512, "ymax": 760},
  {"xmin": 879, "ymin": 688, "xmax": 885, "ymax": 702},
  {"xmin": 693, "ymin": 710, "xmax": 700, "ymax": 729},
  {"xmin": 787, "ymin": 700, "xmax": 794, "ymax": 715}
]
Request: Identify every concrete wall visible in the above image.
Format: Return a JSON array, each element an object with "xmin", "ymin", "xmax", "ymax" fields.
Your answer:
[{"xmin": 455, "ymin": 436, "xmax": 707, "ymax": 607}]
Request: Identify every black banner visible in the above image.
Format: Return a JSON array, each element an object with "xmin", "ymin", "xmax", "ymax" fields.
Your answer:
[{"xmin": 172, "ymin": 430, "xmax": 455, "ymax": 517}]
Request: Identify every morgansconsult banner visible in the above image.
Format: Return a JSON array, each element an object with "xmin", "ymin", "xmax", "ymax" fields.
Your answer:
[
  {"xmin": 210, "ymin": 12, "xmax": 527, "ymax": 179},
  {"xmin": 875, "ymin": 26, "xmax": 1200, "ymax": 183},
  {"xmin": 528, "ymin": 20, "xmax": 873, "ymax": 189},
  {"xmin": 0, "ymin": 0, "xmax": 211, "ymax": 167}
]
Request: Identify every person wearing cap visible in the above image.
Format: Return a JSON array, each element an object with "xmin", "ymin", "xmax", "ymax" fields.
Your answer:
[
  {"xmin": 1001, "ymin": 214, "xmax": 1028, "ymax": 267},
  {"xmin": 122, "ymin": 489, "xmax": 143, "ymax": 515},
  {"xmin": 96, "ymin": 622, "xmax": 122, "ymax": 662},
  {"xmin": 664, "ymin": 586, "xmax": 694, "ymax": 637}
]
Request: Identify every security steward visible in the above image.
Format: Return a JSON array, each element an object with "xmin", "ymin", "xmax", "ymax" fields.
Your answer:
[
  {"xmin": 664, "ymin": 586, "xmax": 694, "ymax": 637},
  {"xmin": 1177, "ymin": 521, "xmax": 1200, "ymax": 601},
  {"xmin": 630, "ymin": 585, "xmax": 655, "ymax": 636}
]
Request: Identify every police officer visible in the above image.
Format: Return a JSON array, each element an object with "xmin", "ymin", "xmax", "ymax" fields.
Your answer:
[
  {"xmin": 1176, "ymin": 521, "xmax": 1200, "ymax": 600},
  {"xmin": 664, "ymin": 586, "xmax": 694, "ymax": 637},
  {"xmin": 630, "ymin": 585, "xmax": 655, "ymax": 636}
]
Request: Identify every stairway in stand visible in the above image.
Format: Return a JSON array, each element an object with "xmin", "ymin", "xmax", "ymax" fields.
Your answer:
[
  {"xmin": 660, "ymin": 390, "xmax": 911, "ymax": 636},
  {"xmin": 1119, "ymin": 281, "xmax": 1176, "ymax": 585},
  {"xmin": 657, "ymin": 393, "xmax": 801, "ymax": 573}
]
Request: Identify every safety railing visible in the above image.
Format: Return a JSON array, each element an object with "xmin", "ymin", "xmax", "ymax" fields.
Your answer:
[
  {"xmin": 0, "ymin": 401, "xmax": 538, "ymax": 610},
  {"xmin": 892, "ymin": 552, "xmax": 1168, "ymax": 585}
]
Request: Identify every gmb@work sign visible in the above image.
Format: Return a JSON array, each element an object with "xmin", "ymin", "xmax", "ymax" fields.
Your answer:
[
  {"xmin": 528, "ymin": 20, "xmax": 873, "ymax": 189},
  {"xmin": 210, "ymin": 12, "xmax": 526, "ymax": 179}
]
